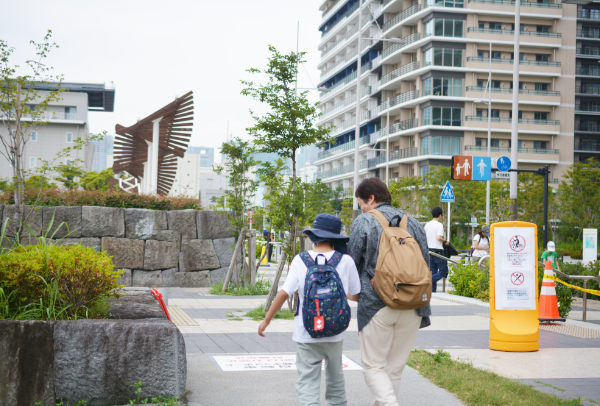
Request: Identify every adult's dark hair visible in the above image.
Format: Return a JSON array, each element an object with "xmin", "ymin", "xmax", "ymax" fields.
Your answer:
[
  {"xmin": 355, "ymin": 177, "xmax": 392, "ymax": 204},
  {"xmin": 476, "ymin": 229, "xmax": 488, "ymax": 242},
  {"xmin": 431, "ymin": 206, "xmax": 444, "ymax": 218}
]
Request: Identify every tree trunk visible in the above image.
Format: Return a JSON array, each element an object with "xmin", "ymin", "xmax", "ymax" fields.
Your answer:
[
  {"xmin": 255, "ymin": 242, "xmax": 269, "ymax": 271},
  {"xmin": 223, "ymin": 228, "xmax": 246, "ymax": 291},
  {"xmin": 248, "ymin": 229, "xmax": 257, "ymax": 286},
  {"xmin": 14, "ymin": 78, "xmax": 25, "ymax": 234},
  {"xmin": 264, "ymin": 251, "xmax": 287, "ymax": 313}
]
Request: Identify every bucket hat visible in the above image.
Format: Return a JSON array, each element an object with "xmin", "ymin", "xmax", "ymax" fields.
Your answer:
[
  {"xmin": 481, "ymin": 225, "xmax": 490, "ymax": 238},
  {"xmin": 302, "ymin": 214, "xmax": 349, "ymax": 242}
]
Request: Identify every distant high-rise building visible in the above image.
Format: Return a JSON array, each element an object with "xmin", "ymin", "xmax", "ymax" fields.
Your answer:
[
  {"xmin": 91, "ymin": 135, "xmax": 114, "ymax": 172},
  {"xmin": 187, "ymin": 146, "xmax": 214, "ymax": 167}
]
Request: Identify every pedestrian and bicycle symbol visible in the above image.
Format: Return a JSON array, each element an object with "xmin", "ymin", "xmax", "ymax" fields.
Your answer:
[
  {"xmin": 509, "ymin": 235, "xmax": 526, "ymax": 252},
  {"xmin": 440, "ymin": 181, "xmax": 455, "ymax": 202},
  {"xmin": 497, "ymin": 156, "xmax": 511, "ymax": 172},
  {"xmin": 451, "ymin": 156, "xmax": 491, "ymax": 181},
  {"xmin": 511, "ymin": 272, "xmax": 524, "ymax": 285}
]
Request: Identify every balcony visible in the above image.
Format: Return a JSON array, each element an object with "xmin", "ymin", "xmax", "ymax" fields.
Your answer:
[
  {"xmin": 22, "ymin": 111, "xmax": 79, "ymax": 121},
  {"xmin": 466, "ymin": 86, "xmax": 560, "ymax": 96},
  {"xmin": 464, "ymin": 145, "xmax": 559, "ymax": 154},
  {"xmin": 380, "ymin": 90, "xmax": 419, "ymax": 111},
  {"xmin": 466, "ymin": 57, "xmax": 560, "ymax": 67},
  {"xmin": 577, "ymin": 29, "xmax": 600, "ymax": 39},
  {"xmin": 578, "ymin": 67, "xmax": 600, "ymax": 76},
  {"xmin": 578, "ymin": 11, "xmax": 600, "ymax": 20},
  {"xmin": 382, "ymin": 5, "xmax": 421, "ymax": 33},
  {"xmin": 469, "ymin": 0, "xmax": 561, "ymax": 8},
  {"xmin": 577, "ymin": 48, "xmax": 600, "ymax": 57},
  {"xmin": 319, "ymin": 86, "xmax": 371, "ymax": 121},
  {"xmin": 380, "ymin": 118, "xmax": 420, "ymax": 137},
  {"xmin": 323, "ymin": 109, "xmax": 373, "ymax": 136},
  {"xmin": 575, "ymin": 123, "xmax": 600, "ymax": 132},
  {"xmin": 320, "ymin": 60, "xmax": 372, "ymax": 99},
  {"xmin": 321, "ymin": 0, "xmax": 343, "ymax": 22},
  {"xmin": 576, "ymin": 104, "xmax": 600, "ymax": 113},
  {"xmin": 316, "ymin": 163, "xmax": 354, "ymax": 180},
  {"xmin": 321, "ymin": 26, "xmax": 359, "ymax": 61},
  {"xmin": 575, "ymin": 142, "xmax": 600, "ymax": 152},
  {"xmin": 369, "ymin": 148, "xmax": 419, "ymax": 167},
  {"xmin": 575, "ymin": 86, "xmax": 600, "ymax": 94},
  {"xmin": 321, "ymin": 2, "xmax": 359, "ymax": 39},
  {"xmin": 316, "ymin": 133, "xmax": 374, "ymax": 160},
  {"xmin": 466, "ymin": 116, "xmax": 559, "ymax": 125},
  {"xmin": 381, "ymin": 33, "xmax": 420, "ymax": 60},
  {"xmin": 467, "ymin": 27, "xmax": 561, "ymax": 38},
  {"xmin": 379, "ymin": 61, "xmax": 420, "ymax": 88}
]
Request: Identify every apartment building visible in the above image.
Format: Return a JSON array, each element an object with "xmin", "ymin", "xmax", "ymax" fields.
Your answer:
[
  {"xmin": 0, "ymin": 82, "xmax": 115, "ymax": 177},
  {"xmin": 315, "ymin": 0, "xmax": 578, "ymax": 189},
  {"xmin": 91, "ymin": 135, "xmax": 114, "ymax": 172},
  {"xmin": 187, "ymin": 146, "xmax": 215, "ymax": 167}
]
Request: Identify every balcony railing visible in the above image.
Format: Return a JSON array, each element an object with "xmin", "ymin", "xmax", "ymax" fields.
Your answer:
[
  {"xmin": 369, "ymin": 148, "xmax": 419, "ymax": 167},
  {"xmin": 382, "ymin": 5, "xmax": 421, "ymax": 33},
  {"xmin": 321, "ymin": 2, "xmax": 360, "ymax": 38},
  {"xmin": 465, "ymin": 145, "xmax": 559, "ymax": 154},
  {"xmin": 380, "ymin": 61, "xmax": 420, "ymax": 86},
  {"xmin": 467, "ymin": 27, "xmax": 561, "ymax": 37},
  {"xmin": 321, "ymin": 25, "xmax": 359, "ymax": 60},
  {"xmin": 320, "ymin": 60, "xmax": 372, "ymax": 97},
  {"xmin": 575, "ymin": 86, "xmax": 600, "ymax": 94},
  {"xmin": 380, "ymin": 118, "xmax": 419, "ymax": 137},
  {"xmin": 576, "ymin": 104, "xmax": 600, "ymax": 113},
  {"xmin": 323, "ymin": 109, "xmax": 373, "ymax": 135},
  {"xmin": 465, "ymin": 116, "xmax": 560, "ymax": 125},
  {"xmin": 575, "ymin": 123, "xmax": 600, "ymax": 132},
  {"xmin": 23, "ymin": 112, "xmax": 78, "ymax": 121},
  {"xmin": 320, "ymin": 50, "xmax": 358, "ymax": 79},
  {"xmin": 577, "ymin": 48, "xmax": 600, "ymax": 57},
  {"xmin": 469, "ymin": 0, "xmax": 561, "ymax": 8},
  {"xmin": 321, "ymin": 0, "xmax": 343, "ymax": 22},
  {"xmin": 575, "ymin": 142, "xmax": 600, "ymax": 151},
  {"xmin": 578, "ymin": 11, "xmax": 600, "ymax": 20},
  {"xmin": 424, "ymin": 0, "xmax": 465, "ymax": 8},
  {"xmin": 577, "ymin": 29, "xmax": 600, "ymax": 39},
  {"xmin": 317, "ymin": 135, "xmax": 373, "ymax": 160},
  {"xmin": 578, "ymin": 67, "xmax": 600, "ymax": 76},
  {"xmin": 467, "ymin": 57, "xmax": 561, "ymax": 66},
  {"xmin": 316, "ymin": 163, "xmax": 354, "ymax": 179},
  {"xmin": 381, "ymin": 33, "xmax": 420, "ymax": 59},
  {"xmin": 320, "ymin": 86, "xmax": 371, "ymax": 119},
  {"xmin": 380, "ymin": 90, "xmax": 419, "ymax": 110},
  {"xmin": 466, "ymin": 86, "xmax": 560, "ymax": 96}
]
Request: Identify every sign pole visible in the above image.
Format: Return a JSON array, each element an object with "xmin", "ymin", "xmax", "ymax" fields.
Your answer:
[
  {"xmin": 543, "ymin": 165, "xmax": 549, "ymax": 249},
  {"xmin": 447, "ymin": 202, "xmax": 451, "ymax": 242}
]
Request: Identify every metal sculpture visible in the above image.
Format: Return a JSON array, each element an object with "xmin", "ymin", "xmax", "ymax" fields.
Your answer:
[{"xmin": 113, "ymin": 91, "xmax": 193, "ymax": 195}]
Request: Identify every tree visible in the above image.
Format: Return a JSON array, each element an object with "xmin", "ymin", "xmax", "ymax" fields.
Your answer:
[
  {"xmin": 81, "ymin": 168, "xmax": 115, "ymax": 191},
  {"xmin": 558, "ymin": 158, "xmax": 600, "ymax": 236},
  {"xmin": 54, "ymin": 162, "xmax": 86, "ymax": 190},
  {"xmin": 340, "ymin": 199, "xmax": 353, "ymax": 235}
]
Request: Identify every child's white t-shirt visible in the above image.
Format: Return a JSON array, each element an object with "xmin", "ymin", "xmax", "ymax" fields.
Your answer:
[{"xmin": 281, "ymin": 250, "xmax": 361, "ymax": 344}]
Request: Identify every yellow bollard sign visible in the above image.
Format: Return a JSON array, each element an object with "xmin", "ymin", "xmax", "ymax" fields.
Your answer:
[{"xmin": 489, "ymin": 221, "xmax": 539, "ymax": 352}]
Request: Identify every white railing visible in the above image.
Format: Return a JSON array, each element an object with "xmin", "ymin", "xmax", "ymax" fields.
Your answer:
[
  {"xmin": 319, "ymin": 86, "xmax": 371, "ymax": 121},
  {"xmin": 23, "ymin": 111, "xmax": 78, "ymax": 121},
  {"xmin": 321, "ymin": 25, "xmax": 359, "ymax": 60}
]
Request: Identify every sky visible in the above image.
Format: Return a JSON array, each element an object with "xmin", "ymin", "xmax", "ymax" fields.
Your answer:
[{"xmin": 2, "ymin": 0, "xmax": 324, "ymax": 163}]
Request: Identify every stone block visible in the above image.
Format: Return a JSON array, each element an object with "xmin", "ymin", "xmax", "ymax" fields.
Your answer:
[
  {"xmin": 42, "ymin": 206, "xmax": 82, "ymax": 238},
  {"xmin": 196, "ymin": 210, "xmax": 234, "ymax": 239},
  {"xmin": 124, "ymin": 208, "xmax": 167, "ymax": 240},
  {"xmin": 2, "ymin": 204, "xmax": 42, "ymax": 238},
  {"xmin": 155, "ymin": 230, "xmax": 181, "ymax": 251},
  {"xmin": 118, "ymin": 269, "xmax": 132, "ymax": 287},
  {"xmin": 80, "ymin": 237, "xmax": 102, "ymax": 252},
  {"xmin": 212, "ymin": 237, "xmax": 237, "ymax": 268},
  {"xmin": 108, "ymin": 290, "xmax": 166, "ymax": 319},
  {"xmin": 167, "ymin": 209, "xmax": 197, "ymax": 240},
  {"xmin": 102, "ymin": 237, "xmax": 144, "ymax": 269},
  {"xmin": 179, "ymin": 239, "xmax": 220, "ymax": 272},
  {"xmin": 53, "ymin": 319, "xmax": 186, "ymax": 406},
  {"xmin": 133, "ymin": 270, "xmax": 163, "ymax": 287},
  {"xmin": 52, "ymin": 238, "xmax": 81, "ymax": 246},
  {"xmin": 163, "ymin": 268, "xmax": 210, "ymax": 287},
  {"xmin": 209, "ymin": 266, "xmax": 230, "ymax": 285},
  {"xmin": 144, "ymin": 240, "xmax": 178, "ymax": 270},
  {"xmin": 81, "ymin": 206, "xmax": 124, "ymax": 237},
  {"xmin": 0, "ymin": 320, "xmax": 55, "ymax": 406}
]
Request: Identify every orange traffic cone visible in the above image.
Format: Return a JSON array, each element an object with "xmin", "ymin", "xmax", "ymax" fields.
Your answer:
[{"xmin": 539, "ymin": 260, "xmax": 566, "ymax": 322}]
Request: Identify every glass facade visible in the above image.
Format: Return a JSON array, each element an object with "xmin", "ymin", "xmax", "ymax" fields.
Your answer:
[
  {"xmin": 424, "ymin": 0, "xmax": 464, "ymax": 8},
  {"xmin": 420, "ymin": 136, "xmax": 461, "ymax": 155},
  {"xmin": 423, "ymin": 77, "xmax": 462, "ymax": 96},
  {"xmin": 424, "ymin": 48, "xmax": 463, "ymax": 67},
  {"xmin": 421, "ymin": 107, "xmax": 462, "ymax": 126},
  {"xmin": 425, "ymin": 18, "xmax": 464, "ymax": 38}
]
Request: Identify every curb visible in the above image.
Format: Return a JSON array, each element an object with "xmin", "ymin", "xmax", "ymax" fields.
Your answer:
[{"xmin": 432, "ymin": 292, "xmax": 490, "ymax": 309}]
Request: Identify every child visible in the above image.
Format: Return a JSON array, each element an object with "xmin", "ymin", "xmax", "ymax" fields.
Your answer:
[{"xmin": 258, "ymin": 213, "xmax": 360, "ymax": 406}]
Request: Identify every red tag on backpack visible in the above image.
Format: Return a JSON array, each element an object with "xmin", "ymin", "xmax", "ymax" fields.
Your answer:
[{"xmin": 314, "ymin": 299, "xmax": 324, "ymax": 331}]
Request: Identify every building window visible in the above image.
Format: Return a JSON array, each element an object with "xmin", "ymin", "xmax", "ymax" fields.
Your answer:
[
  {"xmin": 201, "ymin": 149, "xmax": 206, "ymax": 154},
  {"xmin": 66, "ymin": 132, "xmax": 73, "ymax": 143},
  {"xmin": 537, "ymin": 25, "xmax": 549, "ymax": 33},
  {"xmin": 509, "ymin": 111, "xmax": 523, "ymax": 119},
  {"xmin": 511, "ymin": 53, "xmax": 524, "ymax": 60},
  {"xmin": 424, "ymin": 0, "xmax": 464, "ymax": 8},
  {"xmin": 420, "ymin": 166, "xmax": 430, "ymax": 176},
  {"xmin": 30, "ymin": 157, "xmax": 36, "ymax": 168},
  {"xmin": 491, "ymin": 110, "xmax": 500, "ymax": 118},
  {"xmin": 534, "ymin": 112, "xmax": 548, "ymax": 120},
  {"xmin": 420, "ymin": 136, "xmax": 461, "ymax": 155},
  {"xmin": 424, "ymin": 48, "xmax": 463, "ymax": 67},
  {"xmin": 66, "ymin": 159, "xmax": 72, "ymax": 164},
  {"xmin": 492, "ymin": 51, "xmax": 502, "ymax": 59},
  {"xmin": 478, "ymin": 22, "xmax": 484, "ymax": 29},
  {"xmin": 30, "ymin": 131, "xmax": 37, "ymax": 142},
  {"xmin": 491, "ymin": 139, "xmax": 500, "ymax": 147},
  {"xmin": 510, "ymin": 81, "xmax": 523, "ymax": 90},
  {"xmin": 65, "ymin": 107, "xmax": 76, "ymax": 120},
  {"xmin": 536, "ymin": 54, "xmax": 549, "ymax": 62},
  {"xmin": 534, "ymin": 141, "xmax": 547, "ymax": 149},
  {"xmin": 425, "ymin": 18, "xmax": 464, "ymax": 38},
  {"xmin": 421, "ymin": 107, "xmax": 462, "ymax": 126},
  {"xmin": 423, "ymin": 77, "xmax": 462, "ymax": 97},
  {"xmin": 489, "ymin": 22, "xmax": 502, "ymax": 30},
  {"xmin": 476, "ymin": 138, "xmax": 482, "ymax": 146},
  {"xmin": 491, "ymin": 80, "xmax": 500, "ymax": 88},
  {"xmin": 511, "ymin": 24, "xmax": 525, "ymax": 31},
  {"xmin": 477, "ymin": 51, "xmax": 485, "ymax": 59},
  {"xmin": 476, "ymin": 109, "xmax": 484, "ymax": 117},
  {"xmin": 535, "ymin": 83, "xmax": 548, "ymax": 91}
]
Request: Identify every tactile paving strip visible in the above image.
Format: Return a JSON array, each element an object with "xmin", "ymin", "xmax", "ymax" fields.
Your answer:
[
  {"xmin": 475, "ymin": 313, "xmax": 600, "ymax": 339},
  {"xmin": 168, "ymin": 306, "xmax": 198, "ymax": 326}
]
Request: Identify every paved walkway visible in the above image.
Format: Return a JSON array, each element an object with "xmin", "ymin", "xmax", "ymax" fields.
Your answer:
[{"xmin": 166, "ymin": 264, "xmax": 600, "ymax": 405}]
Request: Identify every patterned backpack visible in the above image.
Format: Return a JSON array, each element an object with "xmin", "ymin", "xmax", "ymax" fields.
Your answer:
[{"xmin": 299, "ymin": 251, "xmax": 351, "ymax": 339}]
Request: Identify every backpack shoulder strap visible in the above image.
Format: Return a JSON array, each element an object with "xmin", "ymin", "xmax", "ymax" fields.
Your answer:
[
  {"xmin": 326, "ymin": 251, "xmax": 343, "ymax": 268},
  {"xmin": 299, "ymin": 252, "xmax": 314, "ymax": 269},
  {"xmin": 368, "ymin": 209, "xmax": 389, "ymax": 229},
  {"xmin": 399, "ymin": 213, "xmax": 409, "ymax": 230}
]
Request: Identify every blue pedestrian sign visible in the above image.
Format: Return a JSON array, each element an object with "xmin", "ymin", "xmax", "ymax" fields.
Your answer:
[
  {"xmin": 497, "ymin": 156, "xmax": 511, "ymax": 172},
  {"xmin": 440, "ymin": 181, "xmax": 455, "ymax": 203},
  {"xmin": 472, "ymin": 156, "xmax": 492, "ymax": 181}
]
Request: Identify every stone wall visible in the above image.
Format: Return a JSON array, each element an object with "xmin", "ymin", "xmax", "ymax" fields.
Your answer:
[{"xmin": 0, "ymin": 205, "xmax": 240, "ymax": 288}]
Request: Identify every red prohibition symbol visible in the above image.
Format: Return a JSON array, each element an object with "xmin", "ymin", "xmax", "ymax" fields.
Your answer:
[
  {"xmin": 511, "ymin": 272, "xmax": 524, "ymax": 285},
  {"xmin": 509, "ymin": 235, "xmax": 526, "ymax": 252}
]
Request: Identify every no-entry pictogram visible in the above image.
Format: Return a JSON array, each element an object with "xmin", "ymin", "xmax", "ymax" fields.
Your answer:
[
  {"xmin": 509, "ymin": 235, "xmax": 526, "ymax": 252},
  {"xmin": 511, "ymin": 272, "xmax": 524, "ymax": 285}
]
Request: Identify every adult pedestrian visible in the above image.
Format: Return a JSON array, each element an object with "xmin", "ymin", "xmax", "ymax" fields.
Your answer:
[
  {"xmin": 424, "ymin": 206, "xmax": 449, "ymax": 293},
  {"xmin": 472, "ymin": 226, "xmax": 490, "ymax": 264},
  {"xmin": 348, "ymin": 178, "xmax": 431, "ymax": 406}
]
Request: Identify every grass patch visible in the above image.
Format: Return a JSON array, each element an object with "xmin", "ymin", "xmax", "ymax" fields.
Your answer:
[
  {"xmin": 244, "ymin": 304, "xmax": 295, "ymax": 321},
  {"xmin": 407, "ymin": 349, "xmax": 588, "ymax": 406},
  {"xmin": 209, "ymin": 277, "xmax": 271, "ymax": 296}
]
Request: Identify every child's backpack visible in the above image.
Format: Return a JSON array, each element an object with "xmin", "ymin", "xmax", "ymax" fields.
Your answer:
[
  {"xmin": 299, "ymin": 251, "xmax": 351, "ymax": 339},
  {"xmin": 369, "ymin": 210, "xmax": 432, "ymax": 310}
]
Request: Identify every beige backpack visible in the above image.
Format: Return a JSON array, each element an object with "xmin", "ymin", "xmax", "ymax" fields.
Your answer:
[{"xmin": 369, "ymin": 210, "xmax": 432, "ymax": 310}]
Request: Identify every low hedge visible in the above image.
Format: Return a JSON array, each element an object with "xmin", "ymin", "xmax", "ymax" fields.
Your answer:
[
  {"xmin": 0, "ymin": 242, "xmax": 122, "ymax": 320},
  {"xmin": 0, "ymin": 188, "xmax": 201, "ymax": 211}
]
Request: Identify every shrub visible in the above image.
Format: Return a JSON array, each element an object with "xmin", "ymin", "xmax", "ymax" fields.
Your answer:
[
  {"xmin": 0, "ymin": 188, "xmax": 201, "ymax": 211},
  {"xmin": 448, "ymin": 262, "xmax": 489, "ymax": 301},
  {"xmin": 0, "ymin": 243, "xmax": 122, "ymax": 320}
]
